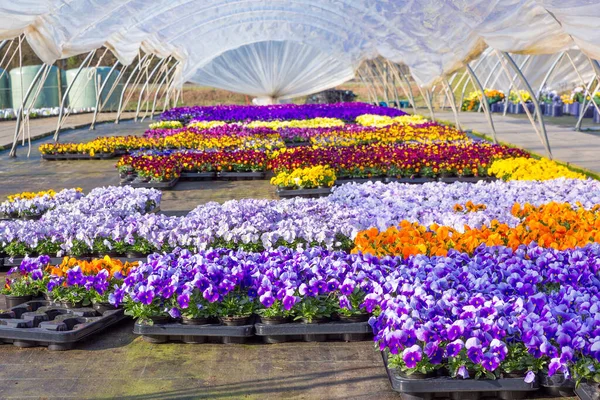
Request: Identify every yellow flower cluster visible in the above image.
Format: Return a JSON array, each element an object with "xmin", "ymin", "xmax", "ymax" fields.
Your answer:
[
  {"xmin": 247, "ymin": 118, "xmax": 345, "ymax": 130},
  {"xmin": 6, "ymin": 188, "xmax": 82, "ymax": 202},
  {"xmin": 148, "ymin": 121, "xmax": 183, "ymax": 130},
  {"xmin": 270, "ymin": 165, "xmax": 336, "ymax": 189},
  {"xmin": 509, "ymin": 90, "xmax": 532, "ymax": 104},
  {"xmin": 311, "ymin": 123, "xmax": 469, "ymax": 147},
  {"xmin": 187, "ymin": 121, "xmax": 228, "ymax": 129},
  {"xmin": 561, "ymin": 94, "xmax": 573, "ymax": 105},
  {"xmin": 488, "ymin": 157, "xmax": 586, "ymax": 181},
  {"xmin": 355, "ymin": 114, "xmax": 428, "ymax": 127}
]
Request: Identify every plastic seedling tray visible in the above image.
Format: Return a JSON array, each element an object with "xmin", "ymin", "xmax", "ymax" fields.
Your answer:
[
  {"xmin": 276, "ymin": 187, "xmax": 332, "ymax": 199},
  {"xmin": 539, "ymin": 373, "xmax": 575, "ymax": 397},
  {"xmin": 334, "ymin": 177, "xmax": 385, "ymax": 186},
  {"xmin": 575, "ymin": 382, "xmax": 600, "ymax": 400},
  {"xmin": 180, "ymin": 171, "xmax": 217, "ymax": 180},
  {"xmin": 385, "ymin": 177, "xmax": 437, "ymax": 184},
  {"xmin": 3, "ymin": 256, "xmax": 68, "ymax": 268},
  {"xmin": 438, "ymin": 177, "xmax": 488, "ymax": 184},
  {"xmin": 218, "ymin": 171, "xmax": 266, "ymax": 180},
  {"xmin": 284, "ymin": 141, "xmax": 310, "ymax": 148},
  {"xmin": 381, "ymin": 352, "xmax": 539, "ymax": 400},
  {"xmin": 0, "ymin": 300, "xmax": 126, "ymax": 351},
  {"xmin": 126, "ymin": 178, "xmax": 179, "ymax": 190},
  {"xmin": 133, "ymin": 321, "xmax": 254, "ymax": 344},
  {"xmin": 255, "ymin": 321, "xmax": 371, "ymax": 344}
]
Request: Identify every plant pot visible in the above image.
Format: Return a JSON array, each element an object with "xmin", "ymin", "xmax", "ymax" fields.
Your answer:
[
  {"xmin": 260, "ymin": 316, "xmax": 290, "ymax": 344},
  {"xmin": 302, "ymin": 317, "xmax": 329, "ymax": 342},
  {"xmin": 146, "ymin": 315, "xmax": 171, "ymax": 325},
  {"xmin": 339, "ymin": 313, "xmax": 370, "ymax": 341},
  {"xmin": 61, "ymin": 300, "xmax": 83, "ymax": 309},
  {"xmin": 5, "ymin": 295, "xmax": 32, "ymax": 308},
  {"xmin": 594, "ymin": 108, "xmax": 600, "ymax": 124},
  {"xmin": 92, "ymin": 302, "xmax": 118, "ymax": 315},
  {"xmin": 539, "ymin": 372, "xmax": 574, "ymax": 397},
  {"xmin": 219, "ymin": 316, "xmax": 250, "ymax": 326},
  {"xmin": 396, "ymin": 370, "xmax": 438, "ymax": 380},
  {"xmin": 570, "ymin": 102, "xmax": 580, "ymax": 117},
  {"xmin": 181, "ymin": 317, "xmax": 208, "ymax": 325},
  {"xmin": 126, "ymin": 251, "xmax": 147, "ymax": 259}
]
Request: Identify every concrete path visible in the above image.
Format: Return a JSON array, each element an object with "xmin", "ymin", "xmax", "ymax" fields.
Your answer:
[
  {"xmin": 436, "ymin": 111, "xmax": 600, "ymax": 174},
  {"xmin": 0, "ymin": 111, "xmax": 142, "ymax": 150}
]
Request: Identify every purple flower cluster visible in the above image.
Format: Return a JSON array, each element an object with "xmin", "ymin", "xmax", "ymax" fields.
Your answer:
[
  {"xmin": 371, "ymin": 243, "xmax": 600, "ymax": 380},
  {"xmin": 0, "ymin": 188, "xmax": 84, "ymax": 218},
  {"xmin": 159, "ymin": 103, "xmax": 406, "ymax": 123}
]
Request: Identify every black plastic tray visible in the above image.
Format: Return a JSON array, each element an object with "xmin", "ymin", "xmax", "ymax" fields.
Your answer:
[
  {"xmin": 438, "ymin": 176, "xmax": 488, "ymax": 184},
  {"xmin": 255, "ymin": 321, "xmax": 371, "ymax": 344},
  {"xmin": 218, "ymin": 171, "xmax": 266, "ymax": 180},
  {"xmin": 381, "ymin": 352, "xmax": 539, "ymax": 400},
  {"xmin": 539, "ymin": 372, "xmax": 575, "ymax": 397},
  {"xmin": 0, "ymin": 300, "xmax": 126, "ymax": 351},
  {"xmin": 284, "ymin": 141, "xmax": 310, "ymax": 148},
  {"xmin": 2, "ymin": 256, "xmax": 67, "ymax": 268},
  {"xmin": 575, "ymin": 382, "xmax": 600, "ymax": 400},
  {"xmin": 42, "ymin": 153, "xmax": 116, "ymax": 160},
  {"xmin": 335, "ymin": 177, "xmax": 385, "ymax": 186},
  {"xmin": 276, "ymin": 187, "xmax": 332, "ymax": 199},
  {"xmin": 384, "ymin": 177, "xmax": 437, "ymax": 184},
  {"xmin": 180, "ymin": 171, "xmax": 217, "ymax": 180},
  {"xmin": 133, "ymin": 321, "xmax": 254, "ymax": 344},
  {"xmin": 125, "ymin": 178, "xmax": 179, "ymax": 190}
]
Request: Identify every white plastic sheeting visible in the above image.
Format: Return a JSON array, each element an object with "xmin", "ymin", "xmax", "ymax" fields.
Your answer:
[
  {"xmin": 473, "ymin": 48, "xmax": 596, "ymax": 93},
  {"xmin": 1, "ymin": 0, "xmax": 600, "ymax": 98},
  {"xmin": 193, "ymin": 41, "xmax": 355, "ymax": 103}
]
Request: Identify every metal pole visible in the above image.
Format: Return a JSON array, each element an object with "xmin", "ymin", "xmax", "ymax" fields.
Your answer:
[
  {"xmin": 459, "ymin": 56, "xmax": 487, "ymax": 112},
  {"xmin": 502, "ymin": 55, "xmax": 532, "ymax": 117},
  {"xmin": 416, "ymin": 85, "xmax": 435, "ymax": 120},
  {"xmin": 443, "ymin": 77, "xmax": 462, "ymax": 130},
  {"xmin": 400, "ymin": 74, "xmax": 418, "ymax": 114},
  {"xmin": 500, "ymin": 52, "xmax": 552, "ymax": 158},
  {"xmin": 9, "ymin": 64, "xmax": 48, "ymax": 157},
  {"xmin": 466, "ymin": 65, "xmax": 497, "ymax": 143},
  {"xmin": 477, "ymin": 59, "xmax": 502, "ymax": 112},
  {"xmin": 135, "ymin": 56, "xmax": 169, "ymax": 121},
  {"xmin": 53, "ymin": 50, "xmax": 96, "ymax": 140},
  {"xmin": 90, "ymin": 61, "xmax": 120, "ymax": 130},
  {"xmin": 569, "ymin": 55, "xmax": 600, "ymax": 130},
  {"xmin": 115, "ymin": 54, "xmax": 149, "ymax": 124},
  {"xmin": 150, "ymin": 61, "xmax": 179, "ymax": 120}
]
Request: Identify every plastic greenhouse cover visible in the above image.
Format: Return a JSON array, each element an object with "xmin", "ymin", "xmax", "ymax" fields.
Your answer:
[{"xmin": 0, "ymin": 0, "xmax": 599, "ymax": 100}]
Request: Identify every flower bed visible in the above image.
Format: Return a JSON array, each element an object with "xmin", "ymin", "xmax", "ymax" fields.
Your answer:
[
  {"xmin": 268, "ymin": 142, "xmax": 528, "ymax": 178},
  {"xmin": 0, "ymin": 188, "xmax": 83, "ymax": 219},
  {"xmin": 2, "ymin": 180, "xmax": 599, "ymax": 259},
  {"xmin": 159, "ymin": 102, "xmax": 406, "ymax": 124},
  {"xmin": 489, "ymin": 157, "xmax": 586, "ymax": 181}
]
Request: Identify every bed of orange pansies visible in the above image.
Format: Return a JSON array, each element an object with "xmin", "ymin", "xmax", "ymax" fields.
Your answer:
[{"xmin": 353, "ymin": 202, "xmax": 600, "ymax": 258}]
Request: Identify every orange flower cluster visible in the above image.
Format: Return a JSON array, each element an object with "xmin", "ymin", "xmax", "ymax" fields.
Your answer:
[
  {"xmin": 453, "ymin": 201, "xmax": 487, "ymax": 213},
  {"xmin": 46, "ymin": 256, "xmax": 137, "ymax": 279},
  {"xmin": 353, "ymin": 202, "xmax": 600, "ymax": 258}
]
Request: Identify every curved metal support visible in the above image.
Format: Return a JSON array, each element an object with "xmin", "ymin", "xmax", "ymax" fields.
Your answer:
[
  {"xmin": 90, "ymin": 61, "xmax": 120, "ymax": 130},
  {"xmin": 571, "ymin": 56, "xmax": 600, "ymax": 131},
  {"xmin": 466, "ymin": 65, "xmax": 497, "ymax": 143},
  {"xmin": 502, "ymin": 55, "xmax": 532, "ymax": 117},
  {"xmin": 533, "ymin": 52, "xmax": 566, "ymax": 120},
  {"xmin": 501, "ymin": 52, "xmax": 552, "ymax": 158},
  {"xmin": 575, "ymin": 79, "xmax": 598, "ymax": 131},
  {"xmin": 477, "ymin": 59, "xmax": 502, "ymax": 112},
  {"xmin": 443, "ymin": 77, "xmax": 462, "ymax": 130},
  {"xmin": 115, "ymin": 54, "xmax": 149, "ymax": 124},
  {"xmin": 54, "ymin": 50, "xmax": 96, "ymax": 140},
  {"xmin": 150, "ymin": 61, "xmax": 180, "ymax": 120},
  {"xmin": 135, "ymin": 56, "xmax": 170, "ymax": 121},
  {"xmin": 9, "ymin": 64, "xmax": 48, "ymax": 157},
  {"xmin": 459, "ymin": 56, "xmax": 487, "ymax": 112},
  {"xmin": 416, "ymin": 84, "xmax": 435, "ymax": 120},
  {"xmin": 400, "ymin": 74, "xmax": 418, "ymax": 114}
]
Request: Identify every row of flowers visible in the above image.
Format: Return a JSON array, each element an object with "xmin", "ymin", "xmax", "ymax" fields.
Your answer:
[
  {"xmin": 1, "ymin": 179, "xmax": 599, "ymax": 258},
  {"xmin": 5, "ymin": 242, "xmax": 600, "ymax": 384},
  {"xmin": 158, "ymin": 102, "xmax": 407, "ymax": 123},
  {"xmin": 0, "ymin": 188, "xmax": 83, "ymax": 218},
  {"xmin": 41, "ymin": 119, "xmax": 465, "ymax": 156},
  {"xmin": 353, "ymin": 202, "xmax": 600, "ymax": 258}
]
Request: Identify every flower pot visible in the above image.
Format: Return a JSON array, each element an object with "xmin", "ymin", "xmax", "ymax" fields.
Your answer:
[
  {"xmin": 92, "ymin": 302, "xmax": 118, "ymax": 315},
  {"xmin": 126, "ymin": 251, "xmax": 147, "ymax": 259},
  {"xmin": 219, "ymin": 316, "xmax": 250, "ymax": 326},
  {"xmin": 539, "ymin": 372, "xmax": 574, "ymax": 397},
  {"xmin": 302, "ymin": 317, "xmax": 329, "ymax": 342},
  {"xmin": 260, "ymin": 316, "xmax": 290, "ymax": 344},
  {"xmin": 5, "ymin": 295, "xmax": 32, "ymax": 308},
  {"xmin": 181, "ymin": 317, "xmax": 208, "ymax": 325},
  {"xmin": 594, "ymin": 108, "xmax": 600, "ymax": 124},
  {"xmin": 146, "ymin": 315, "xmax": 171, "ymax": 325},
  {"xmin": 338, "ymin": 313, "xmax": 370, "ymax": 342},
  {"xmin": 570, "ymin": 102, "xmax": 580, "ymax": 117},
  {"xmin": 61, "ymin": 300, "xmax": 83, "ymax": 309}
]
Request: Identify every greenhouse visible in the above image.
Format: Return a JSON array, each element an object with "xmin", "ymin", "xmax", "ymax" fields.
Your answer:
[{"xmin": 1, "ymin": 1, "xmax": 600, "ymax": 399}]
